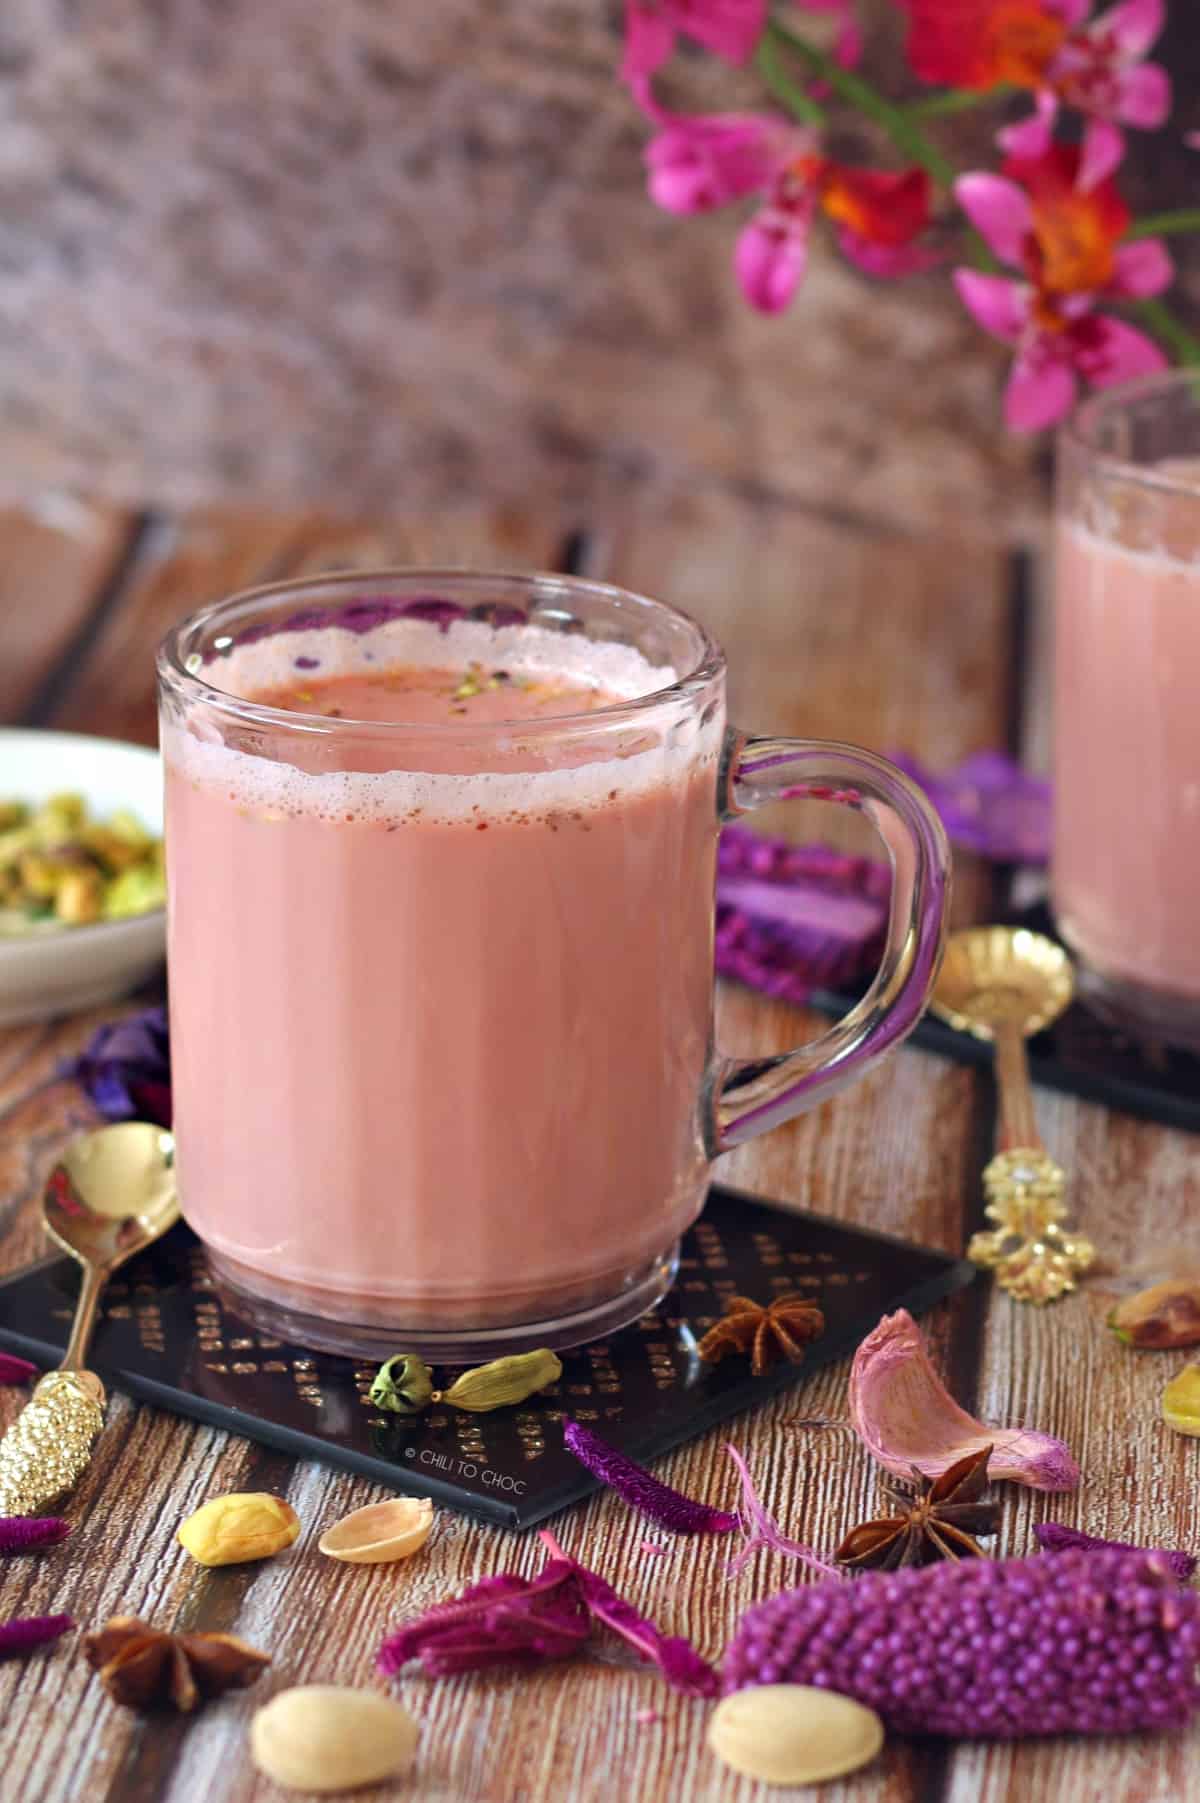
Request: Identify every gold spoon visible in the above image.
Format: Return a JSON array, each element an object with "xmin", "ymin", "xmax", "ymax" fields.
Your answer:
[
  {"xmin": 0, "ymin": 1121, "xmax": 178, "ymax": 1516},
  {"xmin": 931, "ymin": 926, "xmax": 1095, "ymax": 1304}
]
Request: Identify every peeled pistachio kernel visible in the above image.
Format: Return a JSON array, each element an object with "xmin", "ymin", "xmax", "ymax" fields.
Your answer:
[
  {"xmin": 250, "ymin": 1685, "xmax": 418, "ymax": 1794},
  {"xmin": 708, "ymin": 1685, "xmax": 884, "ymax": 1787},
  {"xmin": 1162, "ymin": 1364, "xmax": 1200, "ymax": 1437},
  {"xmin": 318, "ymin": 1497, "xmax": 435, "ymax": 1565},
  {"xmin": 178, "ymin": 1492, "xmax": 300, "ymax": 1567}
]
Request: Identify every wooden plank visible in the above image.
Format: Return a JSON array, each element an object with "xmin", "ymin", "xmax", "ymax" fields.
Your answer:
[
  {"xmin": 0, "ymin": 505, "xmax": 576, "ymax": 1801},
  {"xmin": 946, "ymin": 1089, "xmax": 1200, "ymax": 1802},
  {"xmin": 596, "ymin": 486, "xmax": 1011, "ymax": 929},
  {"xmin": 0, "ymin": 502, "xmax": 135, "ymax": 723},
  {"xmin": 40, "ymin": 506, "xmax": 574, "ymax": 744}
]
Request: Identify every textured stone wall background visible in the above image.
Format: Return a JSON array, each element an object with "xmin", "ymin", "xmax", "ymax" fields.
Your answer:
[{"xmin": 0, "ymin": 1, "xmax": 1195, "ymax": 536}]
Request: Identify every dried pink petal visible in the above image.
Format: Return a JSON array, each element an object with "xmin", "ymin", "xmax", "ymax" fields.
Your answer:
[
  {"xmin": 551, "ymin": 1535, "xmax": 718, "ymax": 1699},
  {"xmin": 723, "ymin": 1445, "xmax": 842, "ymax": 1580},
  {"xmin": 563, "ymin": 1420, "xmax": 737, "ymax": 1535},
  {"xmin": 378, "ymin": 1533, "xmax": 718, "ymax": 1699},
  {"xmin": 848, "ymin": 1310, "xmax": 1078, "ymax": 1491},
  {"xmin": 0, "ymin": 1614, "xmax": 73, "ymax": 1661},
  {"xmin": 377, "ymin": 1561, "xmax": 588, "ymax": 1678}
]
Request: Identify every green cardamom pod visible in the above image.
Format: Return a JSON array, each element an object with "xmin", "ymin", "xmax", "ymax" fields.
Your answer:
[
  {"xmin": 438, "ymin": 1349, "xmax": 563, "ymax": 1413},
  {"xmin": 370, "ymin": 1353, "xmax": 435, "ymax": 1415}
]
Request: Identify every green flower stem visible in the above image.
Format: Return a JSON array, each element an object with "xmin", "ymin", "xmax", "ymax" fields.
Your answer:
[
  {"xmin": 1131, "ymin": 297, "xmax": 1200, "ymax": 367},
  {"xmin": 768, "ymin": 20, "xmax": 957, "ymax": 188},
  {"xmin": 902, "ymin": 87, "xmax": 1007, "ymax": 119},
  {"xmin": 765, "ymin": 19, "xmax": 998, "ymax": 270},
  {"xmin": 756, "ymin": 36, "xmax": 826, "ymax": 128},
  {"xmin": 1127, "ymin": 210, "xmax": 1200, "ymax": 241}
]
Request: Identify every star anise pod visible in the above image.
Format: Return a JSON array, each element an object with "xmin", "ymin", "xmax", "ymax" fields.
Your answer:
[
  {"xmin": 697, "ymin": 1293, "xmax": 825, "ymax": 1377},
  {"xmin": 834, "ymin": 1444, "xmax": 1001, "ymax": 1572},
  {"xmin": 84, "ymin": 1615, "xmax": 270, "ymax": 1712}
]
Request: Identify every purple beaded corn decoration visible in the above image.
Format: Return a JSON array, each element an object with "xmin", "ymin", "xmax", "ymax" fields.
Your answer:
[{"xmin": 723, "ymin": 1549, "xmax": 1200, "ymax": 1738}]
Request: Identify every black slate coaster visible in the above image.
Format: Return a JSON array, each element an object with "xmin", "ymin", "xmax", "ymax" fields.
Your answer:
[
  {"xmin": 814, "ymin": 904, "xmax": 1200, "ymax": 1136},
  {"xmin": 0, "ymin": 1185, "xmax": 973, "ymax": 1530}
]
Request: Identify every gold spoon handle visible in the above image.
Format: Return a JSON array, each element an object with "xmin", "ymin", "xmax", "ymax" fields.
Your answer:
[
  {"xmin": 61, "ymin": 1264, "xmax": 108, "ymax": 1374},
  {"xmin": 0, "ymin": 1261, "xmax": 110, "ymax": 1517},
  {"xmin": 992, "ymin": 1020, "xmax": 1042, "ymax": 1151},
  {"xmin": 0, "ymin": 1371, "xmax": 106, "ymax": 1517}
]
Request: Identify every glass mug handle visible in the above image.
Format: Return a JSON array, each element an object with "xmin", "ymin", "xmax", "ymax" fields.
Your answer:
[{"xmin": 709, "ymin": 734, "xmax": 952, "ymax": 1151}]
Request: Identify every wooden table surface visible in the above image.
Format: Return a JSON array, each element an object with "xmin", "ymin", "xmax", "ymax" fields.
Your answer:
[{"xmin": 0, "ymin": 496, "xmax": 1197, "ymax": 1803}]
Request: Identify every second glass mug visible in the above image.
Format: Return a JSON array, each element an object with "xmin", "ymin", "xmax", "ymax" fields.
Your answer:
[{"xmin": 158, "ymin": 570, "xmax": 950, "ymax": 1358}]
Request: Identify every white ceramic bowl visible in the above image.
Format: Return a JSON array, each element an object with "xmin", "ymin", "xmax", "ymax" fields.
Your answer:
[{"xmin": 0, "ymin": 729, "xmax": 165, "ymax": 1027}]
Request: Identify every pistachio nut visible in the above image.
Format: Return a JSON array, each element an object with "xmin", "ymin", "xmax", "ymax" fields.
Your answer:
[
  {"xmin": 708, "ymin": 1684, "xmax": 884, "ymax": 1786},
  {"xmin": 250, "ymin": 1685, "xmax": 418, "ymax": 1794},
  {"xmin": 177, "ymin": 1492, "xmax": 300, "ymax": 1567}
]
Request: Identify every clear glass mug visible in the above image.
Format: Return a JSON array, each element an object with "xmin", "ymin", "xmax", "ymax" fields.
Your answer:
[
  {"xmin": 158, "ymin": 570, "xmax": 950, "ymax": 1358},
  {"xmin": 1055, "ymin": 372, "xmax": 1200, "ymax": 1049}
]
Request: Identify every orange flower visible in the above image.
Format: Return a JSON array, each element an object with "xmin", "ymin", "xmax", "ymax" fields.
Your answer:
[
  {"xmin": 819, "ymin": 165, "xmax": 934, "ymax": 247},
  {"xmin": 902, "ymin": 0, "xmax": 1067, "ymax": 91},
  {"xmin": 1005, "ymin": 142, "xmax": 1128, "ymax": 293}
]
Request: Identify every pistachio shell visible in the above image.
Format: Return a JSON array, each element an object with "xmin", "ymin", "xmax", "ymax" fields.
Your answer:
[
  {"xmin": 1162, "ymin": 1364, "xmax": 1200, "ymax": 1437},
  {"xmin": 317, "ymin": 1497, "xmax": 435, "ymax": 1564},
  {"xmin": 1108, "ymin": 1281, "xmax": 1200, "ymax": 1350},
  {"xmin": 251, "ymin": 1685, "xmax": 417, "ymax": 1793},
  {"xmin": 708, "ymin": 1685, "xmax": 884, "ymax": 1786}
]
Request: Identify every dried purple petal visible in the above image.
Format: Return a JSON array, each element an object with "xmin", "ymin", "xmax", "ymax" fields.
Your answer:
[
  {"xmin": 378, "ymin": 1562, "xmax": 589, "ymax": 1678},
  {"xmin": 0, "ymin": 1353, "xmax": 38, "ymax": 1387},
  {"xmin": 0, "ymin": 1615, "xmax": 73, "ymax": 1661},
  {"xmin": 1035, "ymin": 1521, "xmax": 1196, "ymax": 1581},
  {"xmin": 569, "ymin": 1556, "xmax": 718, "ymax": 1699},
  {"xmin": 723, "ymin": 1445, "xmax": 842, "ymax": 1581},
  {"xmin": 61, "ymin": 1006, "xmax": 172, "ymax": 1127},
  {"xmin": 0, "ymin": 1516, "xmax": 72, "ymax": 1556},
  {"xmin": 562, "ymin": 1420, "xmax": 737, "ymax": 1536},
  {"xmin": 398, "ymin": 598, "xmax": 464, "ymax": 633},
  {"xmin": 890, "ymin": 752, "xmax": 1051, "ymax": 865},
  {"xmin": 716, "ymin": 828, "xmax": 888, "ymax": 1004},
  {"xmin": 723, "ymin": 1549, "xmax": 1200, "ymax": 1737},
  {"xmin": 377, "ymin": 1534, "xmax": 718, "ymax": 1698}
]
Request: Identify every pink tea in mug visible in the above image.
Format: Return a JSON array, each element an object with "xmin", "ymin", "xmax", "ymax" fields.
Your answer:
[
  {"xmin": 164, "ymin": 605, "xmax": 719, "ymax": 1348},
  {"xmin": 159, "ymin": 573, "xmax": 948, "ymax": 1356}
]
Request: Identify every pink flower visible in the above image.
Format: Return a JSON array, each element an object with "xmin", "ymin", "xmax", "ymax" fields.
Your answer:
[
  {"xmin": 640, "ymin": 95, "xmax": 935, "ymax": 314},
  {"xmin": 735, "ymin": 175, "xmax": 821, "ymax": 312},
  {"xmin": 644, "ymin": 112, "xmax": 801, "ymax": 214},
  {"xmin": 792, "ymin": 0, "xmax": 864, "ymax": 68},
  {"xmin": 621, "ymin": 0, "xmax": 767, "ymax": 84},
  {"xmin": 953, "ymin": 143, "xmax": 1171, "ymax": 430},
  {"xmin": 998, "ymin": 0, "xmax": 1171, "ymax": 189}
]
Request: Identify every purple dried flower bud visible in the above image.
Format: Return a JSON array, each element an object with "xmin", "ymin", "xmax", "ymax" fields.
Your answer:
[
  {"xmin": 0, "ymin": 1353, "xmax": 38, "ymax": 1387},
  {"xmin": 563, "ymin": 1420, "xmax": 737, "ymax": 1536},
  {"xmin": 0, "ymin": 1516, "xmax": 72, "ymax": 1556},
  {"xmin": 723, "ymin": 1551, "xmax": 1200, "ymax": 1737},
  {"xmin": 0, "ymin": 1615, "xmax": 73, "ymax": 1661},
  {"xmin": 1035, "ymin": 1522, "xmax": 1196, "ymax": 1582}
]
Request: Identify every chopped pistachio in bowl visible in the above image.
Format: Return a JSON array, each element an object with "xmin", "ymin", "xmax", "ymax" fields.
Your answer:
[{"xmin": 0, "ymin": 730, "xmax": 165, "ymax": 1026}]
